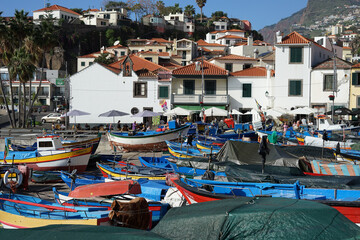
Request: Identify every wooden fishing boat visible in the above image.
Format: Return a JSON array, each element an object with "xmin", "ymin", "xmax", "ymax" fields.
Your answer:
[
  {"xmin": 195, "ymin": 141, "xmax": 221, "ymax": 151},
  {"xmin": 96, "ymin": 162, "xmax": 167, "ymax": 180},
  {"xmin": 0, "ymin": 193, "xmax": 110, "ymax": 229},
  {"xmin": 168, "ymin": 162, "xmax": 226, "ymax": 177},
  {"xmin": 107, "ymin": 123, "xmax": 190, "ymax": 152},
  {"xmin": 52, "ymin": 188, "xmax": 169, "ymax": 224},
  {"xmin": 171, "ymin": 176, "xmax": 360, "ymax": 225},
  {"xmin": 0, "ymin": 136, "xmax": 92, "ymax": 172},
  {"xmin": 139, "ymin": 156, "xmax": 173, "ymax": 171}
]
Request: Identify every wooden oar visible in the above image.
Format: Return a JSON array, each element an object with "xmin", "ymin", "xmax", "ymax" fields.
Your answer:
[{"xmin": 0, "ymin": 198, "xmax": 78, "ymax": 212}]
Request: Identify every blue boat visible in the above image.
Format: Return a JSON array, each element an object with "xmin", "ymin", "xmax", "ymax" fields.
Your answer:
[
  {"xmin": 60, "ymin": 171, "xmax": 170, "ymax": 202},
  {"xmin": 0, "ymin": 192, "xmax": 110, "ymax": 229},
  {"xmin": 169, "ymin": 162, "xmax": 226, "ymax": 177},
  {"xmin": 139, "ymin": 156, "xmax": 173, "ymax": 171},
  {"xmin": 52, "ymin": 187, "xmax": 169, "ymax": 224}
]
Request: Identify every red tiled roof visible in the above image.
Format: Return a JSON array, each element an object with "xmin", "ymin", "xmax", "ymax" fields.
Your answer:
[
  {"xmin": 78, "ymin": 51, "xmax": 110, "ymax": 58},
  {"xmin": 150, "ymin": 38, "xmax": 172, "ymax": 43},
  {"xmin": 101, "ymin": 64, "xmax": 121, "ymax": 74},
  {"xmin": 343, "ymin": 46, "xmax": 352, "ymax": 50},
  {"xmin": 352, "ymin": 63, "xmax": 360, "ymax": 68},
  {"xmin": 196, "ymin": 39, "xmax": 226, "ymax": 47},
  {"xmin": 107, "ymin": 44, "xmax": 127, "ymax": 49},
  {"xmin": 159, "ymin": 52, "xmax": 170, "ymax": 57},
  {"xmin": 209, "ymin": 29, "xmax": 245, "ymax": 34},
  {"xmin": 217, "ymin": 35, "xmax": 247, "ymax": 40},
  {"xmin": 139, "ymin": 51, "xmax": 159, "ymax": 55},
  {"xmin": 231, "ymin": 67, "xmax": 274, "ymax": 77},
  {"xmin": 278, "ymin": 31, "xmax": 311, "ymax": 45},
  {"xmin": 214, "ymin": 54, "xmax": 257, "ymax": 61},
  {"xmin": 34, "ymin": 5, "xmax": 81, "ymax": 16},
  {"xmin": 109, "ymin": 54, "xmax": 169, "ymax": 73},
  {"xmin": 278, "ymin": 31, "xmax": 332, "ymax": 53},
  {"xmin": 312, "ymin": 57, "xmax": 352, "ymax": 70},
  {"xmin": 172, "ymin": 60, "xmax": 228, "ymax": 76}
]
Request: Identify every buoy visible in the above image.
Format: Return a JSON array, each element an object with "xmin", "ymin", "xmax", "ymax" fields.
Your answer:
[{"xmin": 3, "ymin": 168, "xmax": 23, "ymax": 189}]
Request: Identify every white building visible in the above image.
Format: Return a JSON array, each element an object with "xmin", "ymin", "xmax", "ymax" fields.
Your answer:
[
  {"xmin": 70, "ymin": 55, "xmax": 171, "ymax": 124},
  {"xmin": 164, "ymin": 12, "xmax": 195, "ymax": 35},
  {"xmin": 229, "ymin": 67, "xmax": 274, "ymax": 111},
  {"xmin": 175, "ymin": 39, "xmax": 197, "ymax": 66},
  {"xmin": 33, "ymin": 5, "xmax": 80, "ymax": 25},
  {"xmin": 310, "ymin": 57, "xmax": 352, "ymax": 113},
  {"xmin": 274, "ymin": 31, "xmax": 333, "ymax": 109},
  {"xmin": 313, "ymin": 36, "xmax": 342, "ymax": 58},
  {"xmin": 229, "ymin": 36, "xmax": 273, "ymax": 58},
  {"xmin": 79, "ymin": 9, "xmax": 109, "ymax": 27},
  {"xmin": 206, "ymin": 29, "xmax": 246, "ymax": 45},
  {"xmin": 211, "ymin": 54, "xmax": 259, "ymax": 73}
]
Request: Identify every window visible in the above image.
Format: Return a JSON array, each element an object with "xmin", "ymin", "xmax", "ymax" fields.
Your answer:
[
  {"xmin": 81, "ymin": 62, "xmax": 85, "ymax": 66},
  {"xmin": 242, "ymin": 83, "xmax": 252, "ymax": 97},
  {"xmin": 205, "ymin": 80, "xmax": 216, "ymax": 95},
  {"xmin": 290, "ymin": 47, "xmax": 303, "ymax": 63},
  {"xmin": 159, "ymin": 49, "xmax": 162, "ymax": 52},
  {"xmin": 134, "ymin": 82, "xmax": 147, "ymax": 97},
  {"xmin": 145, "ymin": 57, "xmax": 152, "ymax": 62},
  {"xmin": 221, "ymin": 26, "xmax": 225, "ymax": 29},
  {"xmin": 183, "ymin": 80, "xmax": 195, "ymax": 95},
  {"xmin": 89, "ymin": 62, "xmax": 93, "ymax": 65},
  {"xmin": 323, "ymin": 74, "xmax": 335, "ymax": 91},
  {"xmin": 182, "ymin": 51, "xmax": 187, "ymax": 59},
  {"xmin": 39, "ymin": 141, "xmax": 53, "ymax": 148},
  {"xmin": 289, "ymin": 80, "xmax": 302, "ymax": 96},
  {"xmin": 226, "ymin": 40, "xmax": 230, "ymax": 45},
  {"xmin": 0, "ymin": 73, "xmax": 9, "ymax": 80},
  {"xmin": 352, "ymin": 72, "xmax": 360, "ymax": 85},
  {"xmin": 215, "ymin": 26, "xmax": 220, "ymax": 30},
  {"xmin": 243, "ymin": 64, "xmax": 252, "ymax": 70},
  {"xmin": 225, "ymin": 63, "xmax": 233, "ymax": 72},
  {"xmin": 158, "ymin": 86, "xmax": 169, "ymax": 99},
  {"xmin": 121, "ymin": 51, "xmax": 125, "ymax": 56},
  {"xmin": 211, "ymin": 35, "xmax": 215, "ymax": 40}
]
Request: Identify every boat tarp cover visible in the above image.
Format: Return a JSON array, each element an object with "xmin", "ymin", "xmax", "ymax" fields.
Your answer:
[
  {"xmin": 215, "ymin": 140, "xmax": 301, "ymax": 168},
  {"xmin": 152, "ymin": 197, "xmax": 360, "ymax": 240},
  {"xmin": 0, "ymin": 150, "xmax": 37, "ymax": 160},
  {"xmin": 224, "ymin": 164, "xmax": 360, "ymax": 189},
  {"xmin": 0, "ymin": 225, "xmax": 167, "ymax": 240}
]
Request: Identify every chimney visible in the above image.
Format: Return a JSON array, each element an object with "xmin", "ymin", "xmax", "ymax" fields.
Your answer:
[
  {"xmin": 247, "ymin": 35, "xmax": 253, "ymax": 46},
  {"xmin": 253, "ymin": 48, "xmax": 259, "ymax": 59},
  {"xmin": 195, "ymin": 61, "xmax": 201, "ymax": 71},
  {"xmin": 276, "ymin": 31, "xmax": 282, "ymax": 43}
]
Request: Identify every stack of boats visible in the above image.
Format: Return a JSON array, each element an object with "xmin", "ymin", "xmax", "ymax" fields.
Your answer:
[{"xmin": 2, "ymin": 121, "xmax": 360, "ymax": 238}]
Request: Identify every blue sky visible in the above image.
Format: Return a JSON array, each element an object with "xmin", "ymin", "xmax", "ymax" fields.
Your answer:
[{"xmin": 1, "ymin": 0, "xmax": 308, "ymax": 30}]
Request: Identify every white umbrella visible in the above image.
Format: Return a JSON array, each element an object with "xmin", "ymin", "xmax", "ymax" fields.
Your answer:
[
  {"xmin": 131, "ymin": 110, "xmax": 162, "ymax": 117},
  {"xmin": 98, "ymin": 110, "xmax": 129, "ymax": 123},
  {"xmin": 265, "ymin": 109, "xmax": 284, "ymax": 118},
  {"xmin": 164, "ymin": 107, "xmax": 194, "ymax": 116},
  {"xmin": 204, "ymin": 107, "xmax": 228, "ymax": 117},
  {"xmin": 61, "ymin": 109, "xmax": 90, "ymax": 124},
  {"xmin": 230, "ymin": 109, "xmax": 243, "ymax": 115},
  {"xmin": 289, "ymin": 107, "xmax": 314, "ymax": 115}
]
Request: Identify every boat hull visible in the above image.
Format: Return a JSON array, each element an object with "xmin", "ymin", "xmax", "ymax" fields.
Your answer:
[{"xmin": 107, "ymin": 124, "xmax": 190, "ymax": 152}]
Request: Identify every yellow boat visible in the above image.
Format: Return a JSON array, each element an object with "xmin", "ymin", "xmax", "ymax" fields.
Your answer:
[{"xmin": 96, "ymin": 162, "xmax": 167, "ymax": 180}]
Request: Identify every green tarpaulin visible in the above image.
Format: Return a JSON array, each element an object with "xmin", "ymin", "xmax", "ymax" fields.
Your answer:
[{"xmin": 152, "ymin": 197, "xmax": 360, "ymax": 240}]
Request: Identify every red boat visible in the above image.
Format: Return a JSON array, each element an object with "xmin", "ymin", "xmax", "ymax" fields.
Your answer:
[
  {"xmin": 171, "ymin": 177, "xmax": 360, "ymax": 226},
  {"xmin": 69, "ymin": 180, "xmax": 141, "ymax": 198}
]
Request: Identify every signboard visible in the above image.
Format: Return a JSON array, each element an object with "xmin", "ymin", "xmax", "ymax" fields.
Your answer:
[{"xmin": 56, "ymin": 78, "xmax": 65, "ymax": 86}]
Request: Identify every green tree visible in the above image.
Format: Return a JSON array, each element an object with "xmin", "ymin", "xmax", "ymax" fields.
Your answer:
[
  {"xmin": 106, "ymin": 29, "xmax": 121, "ymax": 46},
  {"xmin": 170, "ymin": 3, "xmax": 182, "ymax": 14},
  {"xmin": 351, "ymin": 35, "xmax": 360, "ymax": 56},
  {"xmin": 155, "ymin": 0, "xmax": 170, "ymax": 16},
  {"xmin": 211, "ymin": 11, "xmax": 227, "ymax": 21},
  {"xmin": 184, "ymin": 5, "xmax": 195, "ymax": 18},
  {"xmin": 94, "ymin": 53, "xmax": 116, "ymax": 65},
  {"xmin": 104, "ymin": 1, "xmax": 129, "ymax": 9},
  {"xmin": 196, "ymin": 0, "xmax": 206, "ymax": 23},
  {"xmin": 70, "ymin": 8, "xmax": 83, "ymax": 14}
]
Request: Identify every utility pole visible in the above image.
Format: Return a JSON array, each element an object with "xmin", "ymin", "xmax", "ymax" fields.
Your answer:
[{"xmin": 331, "ymin": 44, "xmax": 337, "ymax": 122}]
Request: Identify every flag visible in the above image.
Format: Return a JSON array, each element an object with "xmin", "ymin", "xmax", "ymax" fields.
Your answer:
[
  {"xmin": 255, "ymin": 99, "xmax": 262, "ymax": 111},
  {"xmin": 3, "ymin": 138, "xmax": 11, "ymax": 163}
]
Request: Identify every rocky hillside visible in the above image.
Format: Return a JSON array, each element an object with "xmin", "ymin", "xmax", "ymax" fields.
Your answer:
[{"xmin": 259, "ymin": 0, "xmax": 360, "ymax": 43}]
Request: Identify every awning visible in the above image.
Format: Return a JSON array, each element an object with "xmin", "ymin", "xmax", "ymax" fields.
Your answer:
[{"xmin": 174, "ymin": 105, "xmax": 225, "ymax": 111}]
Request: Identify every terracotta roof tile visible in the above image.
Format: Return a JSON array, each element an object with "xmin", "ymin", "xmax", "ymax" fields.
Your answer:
[
  {"xmin": 109, "ymin": 54, "xmax": 169, "ymax": 73},
  {"xmin": 343, "ymin": 46, "xmax": 352, "ymax": 50},
  {"xmin": 313, "ymin": 57, "xmax": 352, "ymax": 70},
  {"xmin": 278, "ymin": 31, "xmax": 311, "ymax": 45},
  {"xmin": 217, "ymin": 35, "xmax": 247, "ymax": 40},
  {"xmin": 214, "ymin": 54, "xmax": 257, "ymax": 61},
  {"xmin": 107, "ymin": 44, "xmax": 127, "ymax": 49},
  {"xmin": 173, "ymin": 60, "xmax": 228, "ymax": 76},
  {"xmin": 34, "ymin": 5, "xmax": 81, "ymax": 15},
  {"xmin": 231, "ymin": 67, "xmax": 274, "ymax": 77},
  {"xmin": 352, "ymin": 63, "xmax": 360, "ymax": 68},
  {"xmin": 150, "ymin": 38, "xmax": 173, "ymax": 43},
  {"xmin": 196, "ymin": 39, "xmax": 226, "ymax": 47},
  {"xmin": 101, "ymin": 64, "xmax": 121, "ymax": 74}
]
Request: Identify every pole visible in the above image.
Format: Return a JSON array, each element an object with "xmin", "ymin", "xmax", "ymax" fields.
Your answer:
[
  {"xmin": 331, "ymin": 42, "xmax": 337, "ymax": 122},
  {"xmin": 201, "ymin": 48, "xmax": 205, "ymax": 122}
]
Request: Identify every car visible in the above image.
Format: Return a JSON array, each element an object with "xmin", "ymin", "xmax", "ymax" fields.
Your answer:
[{"xmin": 41, "ymin": 113, "xmax": 65, "ymax": 124}]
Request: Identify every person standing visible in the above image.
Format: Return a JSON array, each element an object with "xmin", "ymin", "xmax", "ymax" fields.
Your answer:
[
  {"xmin": 258, "ymin": 135, "xmax": 270, "ymax": 174},
  {"xmin": 117, "ymin": 120, "xmax": 121, "ymax": 130},
  {"xmin": 132, "ymin": 121, "xmax": 136, "ymax": 131}
]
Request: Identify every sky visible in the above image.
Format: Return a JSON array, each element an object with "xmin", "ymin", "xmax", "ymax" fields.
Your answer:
[{"xmin": 1, "ymin": 0, "xmax": 308, "ymax": 30}]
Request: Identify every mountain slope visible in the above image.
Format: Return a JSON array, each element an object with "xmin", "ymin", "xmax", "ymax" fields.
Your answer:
[{"xmin": 259, "ymin": 0, "xmax": 360, "ymax": 43}]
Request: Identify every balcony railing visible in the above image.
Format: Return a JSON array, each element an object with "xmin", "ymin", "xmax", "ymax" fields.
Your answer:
[{"xmin": 172, "ymin": 94, "xmax": 229, "ymax": 105}]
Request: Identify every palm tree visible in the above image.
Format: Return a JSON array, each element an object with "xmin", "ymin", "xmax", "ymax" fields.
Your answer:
[
  {"xmin": 196, "ymin": 0, "xmax": 206, "ymax": 23},
  {"xmin": 170, "ymin": 3, "xmax": 182, "ymax": 14},
  {"xmin": 351, "ymin": 35, "xmax": 360, "ymax": 56},
  {"xmin": 184, "ymin": 5, "xmax": 195, "ymax": 18}
]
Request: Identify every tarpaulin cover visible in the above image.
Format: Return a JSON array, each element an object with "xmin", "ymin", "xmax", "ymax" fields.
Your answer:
[
  {"xmin": 225, "ymin": 164, "xmax": 360, "ymax": 189},
  {"xmin": 152, "ymin": 197, "xmax": 360, "ymax": 240},
  {"xmin": 215, "ymin": 140, "xmax": 300, "ymax": 168},
  {"xmin": 0, "ymin": 225, "xmax": 167, "ymax": 240}
]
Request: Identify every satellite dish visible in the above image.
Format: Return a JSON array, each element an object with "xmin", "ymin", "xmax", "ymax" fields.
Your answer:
[{"xmin": 113, "ymin": 40, "xmax": 120, "ymax": 46}]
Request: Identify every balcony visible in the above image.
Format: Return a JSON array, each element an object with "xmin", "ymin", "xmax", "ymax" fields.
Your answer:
[{"xmin": 172, "ymin": 94, "xmax": 229, "ymax": 105}]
